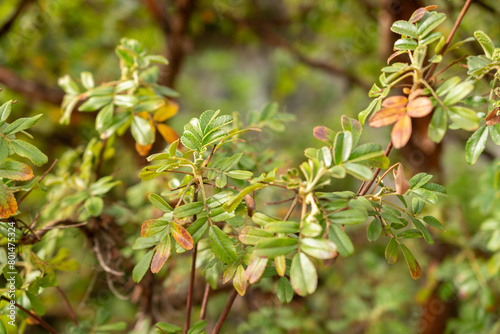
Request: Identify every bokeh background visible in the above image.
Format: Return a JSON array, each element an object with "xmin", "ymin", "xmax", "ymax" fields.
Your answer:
[{"xmin": 1, "ymin": 0, "xmax": 500, "ymax": 333}]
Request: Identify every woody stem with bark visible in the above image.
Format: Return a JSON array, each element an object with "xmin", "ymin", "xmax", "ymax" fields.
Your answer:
[{"xmin": 211, "ymin": 289, "xmax": 239, "ymax": 334}]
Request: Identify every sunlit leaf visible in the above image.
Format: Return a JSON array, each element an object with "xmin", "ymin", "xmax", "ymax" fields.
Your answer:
[
  {"xmin": 290, "ymin": 252, "xmax": 317, "ymax": 296},
  {"xmin": 245, "ymin": 256, "xmax": 268, "ymax": 284},
  {"xmin": 400, "ymin": 243, "xmax": 422, "ymax": 279},
  {"xmin": 406, "ymin": 97, "xmax": 433, "ymax": 118},
  {"xmin": 0, "ymin": 183, "xmax": 17, "ymax": 218},
  {"xmin": 391, "ymin": 114, "xmax": 412, "ymax": 149},
  {"xmin": 151, "ymin": 235, "xmax": 171, "ymax": 274},
  {"xmin": 0, "ymin": 160, "xmax": 34, "ymax": 181},
  {"xmin": 465, "ymin": 126, "xmax": 488, "ymax": 165},
  {"xmin": 474, "ymin": 30, "xmax": 495, "ymax": 58},
  {"xmin": 9, "ymin": 139, "xmax": 48, "ymax": 167},
  {"xmin": 233, "ymin": 264, "xmax": 247, "ymax": 296},
  {"xmin": 171, "ymin": 221, "xmax": 193, "ymax": 250}
]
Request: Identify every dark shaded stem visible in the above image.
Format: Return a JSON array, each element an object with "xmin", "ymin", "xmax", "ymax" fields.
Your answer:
[
  {"xmin": 425, "ymin": 0, "xmax": 474, "ymax": 81},
  {"xmin": 211, "ymin": 289, "xmax": 238, "ymax": 334},
  {"xmin": 358, "ymin": 142, "xmax": 393, "ymax": 196},
  {"xmin": 199, "ymin": 283, "xmax": 210, "ymax": 320},
  {"xmin": 0, "ymin": 296, "xmax": 57, "ymax": 334},
  {"xmin": 18, "ymin": 159, "xmax": 58, "ymax": 205},
  {"xmin": 56, "ymin": 286, "xmax": 78, "ymax": 326}
]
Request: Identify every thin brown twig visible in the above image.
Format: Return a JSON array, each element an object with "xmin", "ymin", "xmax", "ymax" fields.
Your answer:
[
  {"xmin": 92, "ymin": 239, "xmax": 124, "ymax": 276},
  {"xmin": 199, "ymin": 283, "xmax": 210, "ymax": 321},
  {"xmin": 425, "ymin": 0, "xmax": 474, "ymax": 81},
  {"xmin": 264, "ymin": 196, "xmax": 295, "ymax": 205},
  {"xmin": 358, "ymin": 142, "xmax": 393, "ymax": 196},
  {"xmin": 56, "ymin": 286, "xmax": 78, "ymax": 326},
  {"xmin": 370, "ymin": 163, "xmax": 400, "ymax": 195},
  {"xmin": 18, "ymin": 159, "xmax": 58, "ymax": 205},
  {"xmin": 211, "ymin": 289, "xmax": 238, "ymax": 334},
  {"xmin": 0, "ymin": 296, "xmax": 58, "ymax": 334}
]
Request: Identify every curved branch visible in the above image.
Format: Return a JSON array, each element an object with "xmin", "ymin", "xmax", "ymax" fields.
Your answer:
[{"xmin": 0, "ymin": 66, "xmax": 64, "ymax": 104}]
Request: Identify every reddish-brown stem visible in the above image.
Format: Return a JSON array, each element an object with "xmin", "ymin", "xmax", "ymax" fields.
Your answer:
[
  {"xmin": 425, "ymin": 0, "xmax": 474, "ymax": 81},
  {"xmin": 199, "ymin": 283, "xmax": 210, "ymax": 320},
  {"xmin": 184, "ymin": 244, "xmax": 198, "ymax": 333},
  {"xmin": 211, "ymin": 289, "xmax": 238, "ymax": 334},
  {"xmin": 0, "ymin": 296, "xmax": 58, "ymax": 334},
  {"xmin": 358, "ymin": 142, "xmax": 393, "ymax": 196},
  {"xmin": 18, "ymin": 159, "xmax": 58, "ymax": 205},
  {"xmin": 56, "ymin": 286, "xmax": 78, "ymax": 326}
]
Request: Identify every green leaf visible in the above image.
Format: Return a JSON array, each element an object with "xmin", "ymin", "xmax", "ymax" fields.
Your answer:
[
  {"xmin": 95, "ymin": 103, "xmax": 114, "ymax": 133},
  {"xmin": 26, "ymin": 291, "xmax": 45, "ymax": 316},
  {"xmin": 417, "ymin": 12, "xmax": 446, "ymax": 37},
  {"xmin": 394, "ymin": 38, "xmax": 418, "ymax": 51},
  {"xmin": 428, "ymin": 107, "xmax": 447, "ymax": 143},
  {"xmin": 412, "ymin": 197, "xmax": 425, "ymax": 215},
  {"xmin": 0, "ymin": 138, "xmax": 7, "ymax": 164},
  {"xmin": 233, "ymin": 264, "xmax": 247, "ymax": 296},
  {"xmin": 227, "ymin": 170, "xmax": 253, "ymax": 180},
  {"xmin": 465, "ymin": 126, "xmax": 488, "ymax": 165},
  {"xmin": 391, "ymin": 20, "xmax": 418, "ymax": 38},
  {"xmin": 223, "ymin": 183, "xmax": 265, "ymax": 212},
  {"xmin": 254, "ymin": 237, "xmax": 298, "ymax": 258},
  {"xmin": 436, "ymin": 76, "xmax": 461, "ymax": 96},
  {"xmin": 420, "ymin": 31, "xmax": 442, "ymax": 45},
  {"xmin": 95, "ymin": 322, "xmax": 127, "ymax": 331},
  {"xmin": 58, "ymin": 75, "xmax": 80, "ymax": 95},
  {"xmin": 0, "ymin": 160, "xmax": 33, "ymax": 181},
  {"xmin": 187, "ymin": 320, "xmax": 207, "ymax": 334},
  {"xmin": 341, "ymin": 115, "xmax": 362, "ymax": 147},
  {"xmin": 385, "ymin": 237, "xmax": 399, "ymax": 264},
  {"xmin": 3, "ymin": 114, "xmax": 43, "ymax": 135},
  {"xmin": 290, "ymin": 253, "xmax": 317, "ymax": 296},
  {"xmin": 9, "ymin": 140, "xmax": 48, "ymax": 167},
  {"xmin": 155, "ymin": 322, "xmax": 183, "ymax": 334},
  {"xmin": 174, "ymin": 202, "xmax": 204, "ymax": 218},
  {"xmin": 329, "ymin": 209, "xmax": 366, "ymax": 225},
  {"xmin": 423, "ymin": 216, "xmax": 445, "ymax": 230},
  {"xmin": 239, "ymin": 226, "xmax": 274, "ymax": 245},
  {"xmin": 187, "ymin": 217, "xmax": 209, "ymax": 243},
  {"xmin": 0, "ymin": 100, "xmax": 12, "ymax": 124},
  {"xmin": 328, "ymin": 225, "xmax": 353, "ymax": 257},
  {"xmin": 148, "ymin": 193, "xmax": 173, "ymax": 213},
  {"xmin": 141, "ymin": 219, "xmax": 169, "ymax": 237},
  {"xmin": 443, "ymin": 81, "xmax": 474, "ymax": 106},
  {"xmin": 410, "ymin": 216, "xmax": 433, "ymax": 245},
  {"xmin": 367, "ymin": 218, "xmax": 382, "ymax": 242},
  {"xmin": 448, "ymin": 106, "xmax": 480, "ymax": 131},
  {"xmin": 131, "ymin": 98, "xmax": 163, "ymax": 112},
  {"xmin": 85, "ymin": 197, "xmax": 104, "ymax": 216},
  {"xmin": 301, "ymin": 238, "xmax": 337, "ymax": 259},
  {"xmin": 319, "ymin": 146, "xmax": 332, "ymax": 167},
  {"xmin": 397, "ymin": 229, "xmax": 423, "ymax": 239},
  {"xmin": 265, "ymin": 221, "xmax": 300, "ymax": 234},
  {"xmin": 358, "ymin": 98, "xmax": 381, "ymax": 125},
  {"xmin": 209, "ymin": 225, "xmax": 237, "ymax": 264},
  {"xmin": 489, "ymin": 124, "xmax": 500, "ymax": 145},
  {"xmin": 0, "ymin": 317, "xmax": 6, "ymax": 334},
  {"xmin": 474, "ymin": 30, "xmax": 495, "ymax": 58},
  {"xmin": 79, "ymin": 96, "xmax": 113, "ymax": 112},
  {"xmin": 80, "ymin": 71, "xmax": 94, "ymax": 90},
  {"xmin": 131, "ymin": 116, "xmax": 155, "ymax": 146},
  {"xmin": 400, "ymin": 243, "xmax": 422, "ymax": 279},
  {"xmin": 277, "ymin": 276, "xmax": 294, "ymax": 303},
  {"xmin": 343, "ymin": 162, "xmax": 372, "ymax": 181},
  {"xmin": 409, "ymin": 173, "xmax": 432, "ymax": 189}
]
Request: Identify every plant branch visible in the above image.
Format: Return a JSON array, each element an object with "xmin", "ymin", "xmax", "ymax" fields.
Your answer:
[
  {"xmin": 358, "ymin": 142, "xmax": 393, "ymax": 196},
  {"xmin": 425, "ymin": 0, "xmax": 474, "ymax": 81},
  {"xmin": 0, "ymin": 296, "xmax": 57, "ymax": 334},
  {"xmin": 56, "ymin": 286, "xmax": 78, "ymax": 326},
  {"xmin": 199, "ymin": 283, "xmax": 210, "ymax": 320},
  {"xmin": 18, "ymin": 159, "xmax": 58, "ymax": 206},
  {"xmin": 0, "ymin": 0, "xmax": 35, "ymax": 38},
  {"xmin": 0, "ymin": 66, "xmax": 64, "ymax": 104},
  {"xmin": 211, "ymin": 289, "xmax": 238, "ymax": 334}
]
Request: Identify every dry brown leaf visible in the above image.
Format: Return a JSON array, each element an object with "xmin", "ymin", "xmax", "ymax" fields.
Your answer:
[
  {"xmin": 171, "ymin": 221, "xmax": 194, "ymax": 250},
  {"xmin": 136, "ymin": 143, "xmax": 152, "ymax": 156},
  {"xmin": 486, "ymin": 108, "xmax": 500, "ymax": 126},
  {"xmin": 391, "ymin": 114, "xmax": 412, "ymax": 149},
  {"xmin": 157, "ymin": 123, "xmax": 180, "ymax": 143},
  {"xmin": 409, "ymin": 7, "xmax": 427, "ymax": 24},
  {"xmin": 408, "ymin": 88, "xmax": 425, "ymax": 101},
  {"xmin": 381, "ymin": 96, "xmax": 408, "ymax": 108},
  {"xmin": 393, "ymin": 163, "xmax": 410, "ymax": 195},
  {"xmin": 407, "ymin": 97, "xmax": 433, "ymax": 118},
  {"xmin": 369, "ymin": 107, "xmax": 405, "ymax": 128}
]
